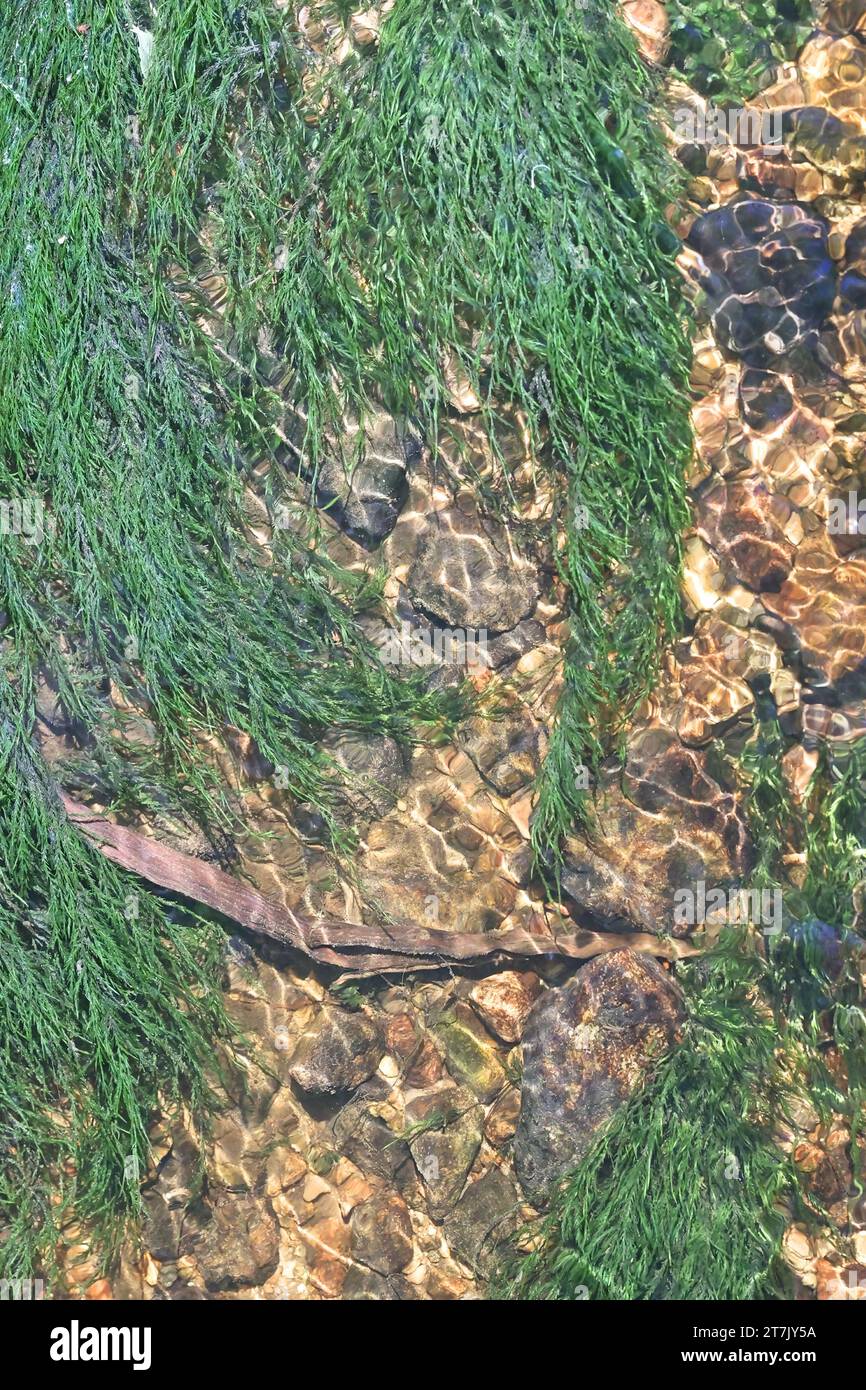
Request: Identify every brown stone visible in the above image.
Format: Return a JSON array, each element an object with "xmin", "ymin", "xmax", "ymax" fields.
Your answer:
[
  {"xmin": 469, "ymin": 971, "xmax": 539, "ymax": 1043},
  {"xmin": 696, "ymin": 478, "xmax": 796, "ymax": 592},
  {"xmin": 405, "ymin": 1036, "xmax": 444, "ymax": 1088},
  {"xmin": 622, "ymin": 0, "xmax": 670, "ymax": 65},
  {"xmin": 426, "ymin": 1261, "xmax": 471, "ymax": 1300},
  {"xmin": 484, "ymin": 1087, "xmax": 521, "ymax": 1148},
  {"xmin": 764, "ymin": 536, "xmax": 866, "ymax": 699},
  {"xmin": 407, "ymin": 506, "xmax": 538, "ymax": 634},
  {"xmin": 289, "ymin": 1008, "xmax": 385, "ymax": 1095},
  {"xmin": 435, "ymin": 1003, "xmax": 508, "ymax": 1102},
  {"xmin": 193, "ymin": 1193, "xmax": 280, "ymax": 1292},
  {"xmin": 350, "ymin": 1191, "xmax": 414, "ymax": 1274},
  {"xmin": 385, "ymin": 1012, "xmax": 420, "ymax": 1060},
  {"xmin": 816, "ymin": 1258, "xmax": 866, "ymax": 1300},
  {"xmin": 84, "ymin": 1279, "xmax": 113, "ymax": 1300},
  {"xmin": 406, "ymin": 1086, "xmax": 484, "ymax": 1220},
  {"xmin": 514, "ymin": 951, "xmax": 683, "ymax": 1200}
]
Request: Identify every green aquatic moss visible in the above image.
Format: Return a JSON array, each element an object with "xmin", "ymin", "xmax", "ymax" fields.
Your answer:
[
  {"xmin": 0, "ymin": 3, "xmax": 455, "ymax": 836},
  {"xmin": 138, "ymin": 3, "xmax": 694, "ymax": 825},
  {"xmin": 504, "ymin": 722, "xmax": 866, "ymax": 1301},
  {"xmin": 3, "ymin": 0, "xmax": 837, "ymax": 1295},
  {"xmin": 667, "ymin": 0, "xmax": 816, "ymax": 102},
  {"xmin": 0, "ymin": 678, "xmax": 229, "ymax": 1277},
  {"xmin": 288, "ymin": 0, "xmax": 692, "ymax": 865},
  {"xmin": 0, "ymin": 0, "xmax": 457, "ymax": 1275}
]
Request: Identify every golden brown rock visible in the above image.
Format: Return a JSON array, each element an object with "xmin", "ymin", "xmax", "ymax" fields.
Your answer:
[
  {"xmin": 469, "ymin": 971, "xmax": 541, "ymax": 1043},
  {"xmin": 514, "ymin": 951, "xmax": 683, "ymax": 1199},
  {"xmin": 622, "ymin": 0, "xmax": 670, "ymax": 65}
]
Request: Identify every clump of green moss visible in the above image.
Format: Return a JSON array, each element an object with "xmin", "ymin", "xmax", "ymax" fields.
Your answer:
[
  {"xmin": 0, "ymin": 680, "xmax": 229, "ymax": 1278},
  {"xmin": 304, "ymin": 0, "xmax": 692, "ymax": 865},
  {"xmin": 141, "ymin": 4, "xmax": 694, "ymax": 874},
  {"xmin": 0, "ymin": 0, "xmax": 458, "ymax": 1277}
]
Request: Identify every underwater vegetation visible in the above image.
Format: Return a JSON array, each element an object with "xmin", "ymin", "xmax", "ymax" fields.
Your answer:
[
  {"xmin": 505, "ymin": 725, "xmax": 866, "ymax": 1300},
  {"xmin": 306, "ymin": 0, "xmax": 694, "ymax": 866},
  {"xmin": 0, "ymin": 678, "xmax": 229, "ymax": 1276},
  {"xmin": 140, "ymin": 0, "xmax": 694, "ymax": 865},
  {"xmin": 0, "ymin": 0, "xmax": 458, "ymax": 1275},
  {"xmin": 0, "ymin": 0, "xmax": 694, "ymax": 1276},
  {"xmin": 667, "ymin": 0, "xmax": 816, "ymax": 101},
  {"xmin": 0, "ymin": 0, "xmax": 862, "ymax": 1303}
]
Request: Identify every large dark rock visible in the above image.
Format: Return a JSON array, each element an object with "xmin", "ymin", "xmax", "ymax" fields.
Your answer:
[
  {"xmin": 315, "ymin": 414, "xmax": 413, "ymax": 549},
  {"xmin": 350, "ymin": 1191, "xmax": 414, "ymax": 1275},
  {"xmin": 514, "ymin": 950, "xmax": 683, "ymax": 1201},
  {"xmin": 192, "ymin": 1193, "xmax": 279, "ymax": 1292},
  {"xmin": 289, "ymin": 1008, "xmax": 385, "ymax": 1096},
  {"xmin": 443, "ymin": 1167, "xmax": 520, "ymax": 1274},
  {"xmin": 408, "ymin": 507, "xmax": 538, "ymax": 634},
  {"xmin": 686, "ymin": 198, "xmax": 836, "ymax": 369}
]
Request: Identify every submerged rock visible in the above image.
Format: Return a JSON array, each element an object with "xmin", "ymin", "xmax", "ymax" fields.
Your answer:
[
  {"xmin": 332, "ymin": 1085, "xmax": 410, "ymax": 1180},
  {"xmin": 780, "ymin": 105, "xmax": 866, "ymax": 183},
  {"xmin": 444, "ymin": 1167, "xmax": 521, "ymax": 1274},
  {"xmin": 408, "ymin": 506, "xmax": 538, "ymax": 633},
  {"xmin": 738, "ymin": 368, "xmax": 795, "ymax": 431},
  {"xmin": 434, "ymin": 1003, "xmax": 508, "ymax": 1102},
  {"xmin": 192, "ymin": 1193, "xmax": 279, "ymax": 1292},
  {"xmin": 469, "ymin": 971, "xmax": 541, "ymax": 1044},
  {"xmin": 673, "ymin": 613, "xmax": 780, "ymax": 746},
  {"xmin": 340, "ymin": 1266, "xmax": 399, "ymax": 1300},
  {"xmin": 687, "ymin": 198, "xmax": 836, "ymax": 369},
  {"xmin": 350, "ymin": 1191, "xmax": 414, "ymax": 1275},
  {"xmin": 459, "ymin": 712, "xmax": 546, "ymax": 796},
  {"xmin": 141, "ymin": 1192, "xmax": 182, "ymax": 1264},
  {"xmin": 763, "ymin": 534, "xmax": 866, "ymax": 701},
  {"xmin": 513, "ymin": 950, "xmax": 683, "ymax": 1201},
  {"xmin": 561, "ymin": 723, "xmax": 751, "ymax": 935},
  {"xmin": 695, "ymin": 476, "xmax": 796, "ymax": 592},
  {"xmin": 289, "ymin": 1009, "xmax": 385, "ymax": 1096},
  {"xmin": 315, "ymin": 413, "xmax": 414, "ymax": 549},
  {"xmin": 405, "ymin": 1085, "xmax": 483, "ymax": 1221},
  {"xmin": 322, "ymin": 730, "xmax": 408, "ymax": 822}
]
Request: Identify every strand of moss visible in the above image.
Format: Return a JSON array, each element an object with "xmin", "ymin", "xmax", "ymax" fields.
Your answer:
[
  {"xmin": 504, "ymin": 722, "xmax": 866, "ymax": 1300},
  {"xmin": 0, "ymin": 676, "xmax": 229, "ymax": 1279},
  {"xmin": 138, "ymin": 0, "xmax": 694, "ymax": 865},
  {"xmin": 1, "ymin": 2, "xmax": 458, "ymax": 832},
  {"xmin": 0, "ymin": 0, "xmax": 458, "ymax": 1274}
]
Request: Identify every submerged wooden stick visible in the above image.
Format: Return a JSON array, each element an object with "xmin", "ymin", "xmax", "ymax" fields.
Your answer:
[{"xmin": 62, "ymin": 794, "xmax": 696, "ymax": 976}]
